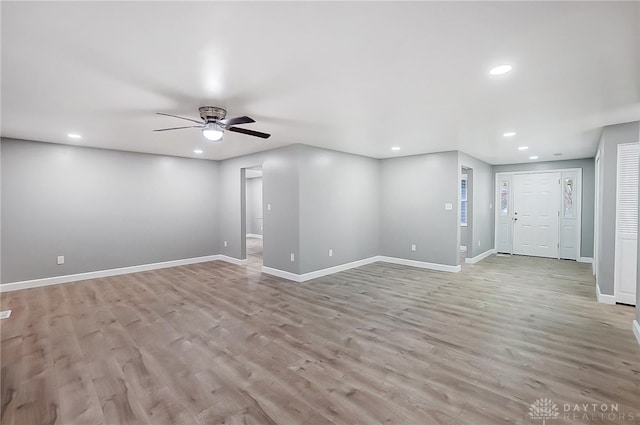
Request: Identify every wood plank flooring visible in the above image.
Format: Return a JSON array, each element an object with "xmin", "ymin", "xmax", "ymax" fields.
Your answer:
[{"xmin": 2, "ymin": 252, "xmax": 639, "ymax": 425}]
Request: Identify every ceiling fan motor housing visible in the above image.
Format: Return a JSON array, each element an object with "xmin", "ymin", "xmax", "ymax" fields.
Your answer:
[{"xmin": 199, "ymin": 106, "xmax": 227, "ymax": 123}]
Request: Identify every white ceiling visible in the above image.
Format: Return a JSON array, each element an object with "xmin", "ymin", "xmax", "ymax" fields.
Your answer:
[{"xmin": 2, "ymin": 1, "xmax": 639, "ymax": 164}]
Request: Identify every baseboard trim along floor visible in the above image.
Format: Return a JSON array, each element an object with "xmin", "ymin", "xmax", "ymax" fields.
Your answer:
[
  {"xmin": 465, "ymin": 249, "xmax": 497, "ymax": 264},
  {"xmin": 596, "ymin": 282, "xmax": 616, "ymax": 305},
  {"xmin": 263, "ymin": 255, "xmax": 461, "ymax": 283},
  {"xmin": 0, "ymin": 255, "xmax": 223, "ymax": 292},
  {"xmin": 2, "ymin": 253, "xmax": 469, "ymax": 291}
]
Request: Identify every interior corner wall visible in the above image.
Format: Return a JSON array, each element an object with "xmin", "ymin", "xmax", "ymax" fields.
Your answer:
[
  {"xmin": 380, "ymin": 151, "xmax": 460, "ymax": 267},
  {"xmin": 297, "ymin": 145, "xmax": 380, "ymax": 274},
  {"xmin": 492, "ymin": 157, "xmax": 596, "ymax": 258},
  {"xmin": 1, "ymin": 138, "xmax": 220, "ymax": 284},
  {"xmin": 459, "ymin": 152, "xmax": 494, "ymax": 258},
  {"xmin": 595, "ymin": 121, "xmax": 640, "ymax": 296},
  {"xmin": 217, "ymin": 145, "xmax": 301, "ymax": 274}
]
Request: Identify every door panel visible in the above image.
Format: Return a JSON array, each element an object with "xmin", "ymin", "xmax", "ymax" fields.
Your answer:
[
  {"xmin": 496, "ymin": 176, "xmax": 513, "ymax": 253},
  {"xmin": 513, "ymin": 173, "xmax": 560, "ymax": 258},
  {"xmin": 614, "ymin": 142, "xmax": 638, "ymax": 305}
]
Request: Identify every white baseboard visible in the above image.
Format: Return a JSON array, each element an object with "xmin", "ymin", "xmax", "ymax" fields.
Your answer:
[
  {"xmin": 633, "ymin": 320, "xmax": 640, "ymax": 346},
  {"xmin": 465, "ymin": 249, "xmax": 497, "ymax": 264},
  {"xmin": 261, "ymin": 266, "xmax": 303, "ymax": 282},
  {"xmin": 2, "ymin": 253, "xmax": 459, "ymax": 291},
  {"xmin": 262, "ymin": 255, "xmax": 461, "ymax": 283},
  {"xmin": 460, "ymin": 246, "xmax": 467, "ymax": 252},
  {"xmin": 0, "ymin": 254, "xmax": 223, "ymax": 292},
  {"xmin": 247, "ymin": 234, "xmax": 263, "ymax": 239},
  {"xmin": 377, "ymin": 256, "xmax": 461, "ymax": 273},
  {"xmin": 577, "ymin": 257, "xmax": 594, "ymax": 264},
  {"xmin": 596, "ymin": 282, "xmax": 616, "ymax": 305},
  {"xmin": 218, "ymin": 255, "xmax": 248, "ymax": 266}
]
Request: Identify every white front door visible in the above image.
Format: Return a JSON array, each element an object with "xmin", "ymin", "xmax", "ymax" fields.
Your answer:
[{"xmin": 513, "ymin": 172, "xmax": 560, "ymax": 258}]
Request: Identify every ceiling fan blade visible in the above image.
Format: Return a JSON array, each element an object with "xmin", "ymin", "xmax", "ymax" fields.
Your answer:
[
  {"xmin": 156, "ymin": 112, "xmax": 204, "ymax": 125},
  {"xmin": 218, "ymin": 116, "xmax": 255, "ymax": 126},
  {"xmin": 153, "ymin": 125, "xmax": 204, "ymax": 132},
  {"xmin": 227, "ymin": 126, "xmax": 271, "ymax": 139}
]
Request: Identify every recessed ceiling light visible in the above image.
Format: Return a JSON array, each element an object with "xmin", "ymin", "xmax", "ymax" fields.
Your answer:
[
  {"xmin": 529, "ymin": 155, "xmax": 539, "ymax": 160},
  {"xmin": 503, "ymin": 132, "xmax": 516, "ymax": 137},
  {"xmin": 194, "ymin": 149, "xmax": 203, "ymax": 154},
  {"xmin": 67, "ymin": 133, "xmax": 82, "ymax": 139},
  {"xmin": 518, "ymin": 146, "xmax": 528, "ymax": 151},
  {"xmin": 490, "ymin": 65, "xmax": 512, "ymax": 75},
  {"xmin": 391, "ymin": 146, "xmax": 401, "ymax": 151}
]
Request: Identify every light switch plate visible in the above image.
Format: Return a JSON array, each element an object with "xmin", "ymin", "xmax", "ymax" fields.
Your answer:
[
  {"xmin": 445, "ymin": 203, "xmax": 453, "ymax": 210},
  {"xmin": 290, "ymin": 253, "xmax": 295, "ymax": 262},
  {"xmin": 57, "ymin": 256, "xmax": 65, "ymax": 265},
  {"xmin": 411, "ymin": 244, "xmax": 416, "ymax": 252}
]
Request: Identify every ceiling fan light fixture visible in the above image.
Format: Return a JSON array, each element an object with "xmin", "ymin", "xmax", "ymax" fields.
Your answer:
[{"xmin": 202, "ymin": 123, "xmax": 224, "ymax": 142}]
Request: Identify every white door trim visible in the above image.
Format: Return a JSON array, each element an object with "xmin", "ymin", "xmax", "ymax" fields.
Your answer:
[
  {"xmin": 594, "ymin": 152, "xmax": 600, "ymax": 277},
  {"xmin": 495, "ymin": 168, "xmax": 583, "ymax": 260}
]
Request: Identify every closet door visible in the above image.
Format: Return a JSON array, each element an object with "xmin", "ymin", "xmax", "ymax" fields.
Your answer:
[{"xmin": 614, "ymin": 143, "xmax": 639, "ymax": 305}]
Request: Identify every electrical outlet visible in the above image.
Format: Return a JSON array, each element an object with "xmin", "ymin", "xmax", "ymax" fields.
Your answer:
[
  {"xmin": 478, "ymin": 240, "xmax": 481, "ymax": 246},
  {"xmin": 267, "ymin": 204, "xmax": 271, "ymax": 211},
  {"xmin": 328, "ymin": 249, "xmax": 333, "ymax": 257},
  {"xmin": 224, "ymin": 241, "xmax": 228, "ymax": 247},
  {"xmin": 290, "ymin": 253, "xmax": 295, "ymax": 262},
  {"xmin": 57, "ymin": 255, "xmax": 65, "ymax": 265},
  {"xmin": 411, "ymin": 244, "xmax": 416, "ymax": 252}
]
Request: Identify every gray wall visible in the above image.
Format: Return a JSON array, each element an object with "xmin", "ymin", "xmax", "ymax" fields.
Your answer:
[
  {"xmin": 492, "ymin": 157, "xmax": 595, "ymax": 259},
  {"xmin": 595, "ymin": 121, "xmax": 639, "ymax": 295},
  {"xmin": 298, "ymin": 145, "xmax": 380, "ymax": 274},
  {"xmin": 218, "ymin": 145, "xmax": 301, "ymax": 274},
  {"xmin": 380, "ymin": 151, "xmax": 460, "ymax": 266},
  {"xmin": 460, "ymin": 153, "xmax": 494, "ymax": 258},
  {"xmin": 1, "ymin": 138, "xmax": 220, "ymax": 283},
  {"xmin": 245, "ymin": 177, "xmax": 263, "ymax": 236}
]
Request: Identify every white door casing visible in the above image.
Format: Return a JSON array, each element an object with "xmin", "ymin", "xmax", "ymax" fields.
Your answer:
[
  {"xmin": 594, "ymin": 153, "xmax": 600, "ymax": 276},
  {"xmin": 513, "ymin": 172, "xmax": 560, "ymax": 258},
  {"xmin": 614, "ymin": 142, "xmax": 638, "ymax": 306}
]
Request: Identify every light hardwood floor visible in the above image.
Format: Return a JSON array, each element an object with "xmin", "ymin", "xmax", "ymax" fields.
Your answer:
[{"xmin": 1, "ymin": 254, "xmax": 639, "ymax": 425}]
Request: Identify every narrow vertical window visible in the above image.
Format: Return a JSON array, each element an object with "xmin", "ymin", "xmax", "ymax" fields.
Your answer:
[
  {"xmin": 461, "ymin": 175, "xmax": 468, "ymax": 225},
  {"xmin": 563, "ymin": 178, "xmax": 575, "ymax": 218},
  {"xmin": 500, "ymin": 181, "xmax": 509, "ymax": 216}
]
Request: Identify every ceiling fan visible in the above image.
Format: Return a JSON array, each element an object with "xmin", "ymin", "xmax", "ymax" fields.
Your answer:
[{"xmin": 154, "ymin": 106, "xmax": 271, "ymax": 141}]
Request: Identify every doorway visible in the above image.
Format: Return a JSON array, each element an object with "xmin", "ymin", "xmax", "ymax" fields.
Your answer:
[
  {"xmin": 244, "ymin": 166, "xmax": 263, "ymax": 267},
  {"xmin": 495, "ymin": 169, "xmax": 582, "ymax": 260},
  {"xmin": 460, "ymin": 167, "xmax": 472, "ymax": 261}
]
